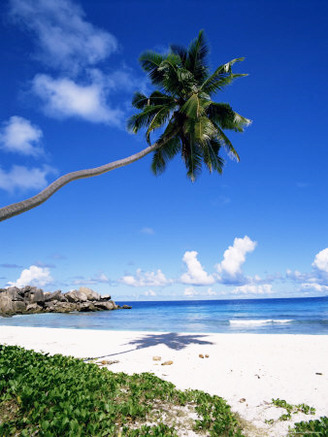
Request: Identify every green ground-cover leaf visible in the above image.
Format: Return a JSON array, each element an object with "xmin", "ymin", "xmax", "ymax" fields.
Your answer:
[
  {"xmin": 289, "ymin": 416, "xmax": 328, "ymax": 436},
  {"xmin": 0, "ymin": 345, "xmax": 243, "ymax": 436}
]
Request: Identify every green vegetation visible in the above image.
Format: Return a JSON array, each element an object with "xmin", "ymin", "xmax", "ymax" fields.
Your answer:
[
  {"xmin": 128, "ymin": 30, "xmax": 250, "ymax": 182},
  {"xmin": 0, "ymin": 345, "xmax": 244, "ymax": 436},
  {"xmin": 270, "ymin": 398, "xmax": 328, "ymax": 436},
  {"xmin": 289, "ymin": 416, "xmax": 328, "ymax": 436},
  {"xmin": 271, "ymin": 398, "xmax": 316, "ymax": 421}
]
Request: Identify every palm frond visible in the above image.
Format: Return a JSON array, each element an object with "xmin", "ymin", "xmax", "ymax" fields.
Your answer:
[
  {"xmin": 149, "ymin": 91, "xmax": 177, "ymax": 106},
  {"xmin": 158, "ymin": 53, "xmax": 190, "ymax": 96},
  {"xmin": 184, "ymin": 142, "xmax": 203, "ymax": 182},
  {"xmin": 151, "ymin": 149, "xmax": 166, "ymax": 174},
  {"xmin": 131, "ymin": 92, "xmax": 149, "ymax": 109},
  {"xmin": 132, "ymin": 91, "xmax": 177, "ymax": 110},
  {"xmin": 194, "ymin": 116, "xmax": 217, "ymax": 144},
  {"xmin": 170, "ymin": 44, "xmax": 187, "ymax": 63},
  {"xmin": 203, "ymin": 138, "xmax": 224, "ymax": 174},
  {"xmin": 181, "ymin": 94, "xmax": 201, "ymax": 118},
  {"xmin": 159, "ymin": 117, "xmax": 181, "ymax": 140},
  {"xmin": 181, "ymin": 94, "xmax": 211, "ymax": 120},
  {"xmin": 145, "ymin": 105, "xmax": 174, "ymax": 144},
  {"xmin": 201, "ymin": 58, "xmax": 247, "ymax": 95},
  {"xmin": 207, "ymin": 103, "xmax": 251, "ymax": 131},
  {"xmin": 201, "ymin": 141, "xmax": 214, "ymax": 173},
  {"xmin": 139, "ymin": 51, "xmax": 166, "ymax": 85},
  {"xmin": 214, "ymin": 124, "xmax": 240, "ymax": 161},
  {"xmin": 127, "ymin": 105, "xmax": 166, "ymax": 133},
  {"xmin": 151, "ymin": 136, "xmax": 181, "ymax": 175},
  {"xmin": 202, "ymin": 73, "xmax": 248, "ymax": 95},
  {"xmin": 131, "ymin": 32, "xmax": 250, "ymax": 180},
  {"xmin": 185, "ymin": 30, "xmax": 209, "ymax": 81}
]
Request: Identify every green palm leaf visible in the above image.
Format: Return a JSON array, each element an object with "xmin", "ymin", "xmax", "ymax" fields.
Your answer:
[
  {"xmin": 158, "ymin": 54, "xmax": 196, "ymax": 97},
  {"xmin": 185, "ymin": 30, "xmax": 209, "ymax": 82},
  {"xmin": 185, "ymin": 142, "xmax": 203, "ymax": 182},
  {"xmin": 207, "ymin": 103, "xmax": 251, "ymax": 131},
  {"xmin": 201, "ymin": 58, "xmax": 247, "ymax": 94},
  {"xmin": 127, "ymin": 105, "xmax": 165, "ymax": 133},
  {"xmin": 131, "ymin": 92, "xmax": 149, "ymax": 109},
  {"xmin": 181, "ymin": 94, "xmax": 211, "ymax": 119},
  {"xmin": 145, "ymin": 105, "xmax": 175, "ymax": 144},
  {"xmin": 151, "ymin": 136, "xmax": 181, "ymax": 175},
  {"xmin": 194, "ymin": 116, "xmax": 217, "ymax": 144},
  {"xmin": 148, "ymin": 91, "xmax": 176, "ymax": 106},
  {"xmin": 139, "ymin": 51, "xmax": 166, "ymax": 85},
  {"xmin": 170, "ymin": 44, "xmax": 187, "ymax": 63},
  {"xmin": 204, "ymin": 138, "xmax": 224, "ymax": 174},
  {"xmin": 132, "ymin": 91, "xmax": 176, "ymax": 110},
  {"xmin": 215, "ymin": 124, "xmax": 241, "ymax": 161},
  {"xmin": 128, "ymin": 31, "xmax": 250, "ymax": 181}
]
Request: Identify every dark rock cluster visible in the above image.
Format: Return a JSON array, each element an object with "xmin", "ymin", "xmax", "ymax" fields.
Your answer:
[{"xmin": 0, "ymin": 286, "xmax": 132, "ymax": 316}]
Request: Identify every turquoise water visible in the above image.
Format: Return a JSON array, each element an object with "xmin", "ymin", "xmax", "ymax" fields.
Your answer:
[{"xmin": 1, "ymin": 296, "xmax": 328, "ymax": 334}]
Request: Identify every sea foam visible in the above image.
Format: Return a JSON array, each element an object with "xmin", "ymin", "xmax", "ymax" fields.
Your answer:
[{"xmin": 229, "ymin": 319, "xmax": 293, "ymax": 326}]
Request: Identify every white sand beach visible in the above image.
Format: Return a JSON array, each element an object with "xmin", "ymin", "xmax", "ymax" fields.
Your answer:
[{"xmin": 1, "ymin": 326, "xmax": 327, "ymax": 436}]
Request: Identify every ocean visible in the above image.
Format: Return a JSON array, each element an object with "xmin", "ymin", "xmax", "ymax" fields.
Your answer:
[{"xmin": 1, "ymin": 296, "xmax": 328, "ymax": 334}]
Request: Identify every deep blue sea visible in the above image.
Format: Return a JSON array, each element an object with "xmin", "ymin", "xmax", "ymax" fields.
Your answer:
[{"xmin": 1, "ymin": 296, "xmax": 328, "ymax": 334}]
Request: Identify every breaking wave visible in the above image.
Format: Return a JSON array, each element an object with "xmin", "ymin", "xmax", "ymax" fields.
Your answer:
[{"xmin": 229, "ymin": 319, "xmax": 293, "ymax": 326}]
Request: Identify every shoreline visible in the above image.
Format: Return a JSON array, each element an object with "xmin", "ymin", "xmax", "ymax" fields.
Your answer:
[
  {"xmin": 1, "ymin": 326, "xmax": 328, "ymax": 436},
  {"xmin": 1, "ymin": 319, "xmax": 328, "ymax": 336}
]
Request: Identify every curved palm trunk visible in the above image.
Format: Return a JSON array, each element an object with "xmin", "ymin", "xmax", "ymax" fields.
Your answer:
[{"xmin": 0, "ymin": 141, "xmax": 160, "ymax": 222}]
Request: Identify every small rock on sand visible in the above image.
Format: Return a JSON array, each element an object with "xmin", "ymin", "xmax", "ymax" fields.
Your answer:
[
  {"xmin": 99, "ymin": 360, "xmax": 119, "ymax": 366},
  {"xmin": 161, "ymin": 360, "xmax": 173, "ymax": 366},
  {"xmin": 153, "ymin": 356, "xmax": 161, "ymax": 361}
]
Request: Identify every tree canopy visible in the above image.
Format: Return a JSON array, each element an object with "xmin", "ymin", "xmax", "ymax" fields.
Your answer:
[{"xmin": 128, "ymin": 30, "xmax": 251, "ymax": 181}]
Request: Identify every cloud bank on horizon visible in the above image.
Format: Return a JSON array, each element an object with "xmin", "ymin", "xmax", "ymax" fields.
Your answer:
[{"xmin": 6, "ymin": 236, "xmax": 328, "ymax": 299}]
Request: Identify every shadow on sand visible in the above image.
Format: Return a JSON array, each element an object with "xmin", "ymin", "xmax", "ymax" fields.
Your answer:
[
  {"xmin": 86, "ymin": 332, "xmax": 214, "ymax": 360},
  {"xmin": 127, "ymin": 332, "xmax": 213, "ymax": 351}
]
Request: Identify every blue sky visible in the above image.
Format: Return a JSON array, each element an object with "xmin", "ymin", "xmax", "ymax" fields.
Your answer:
[{"xmin": 0, "ymin": 0, "xmax": 328, "ymax": 300}]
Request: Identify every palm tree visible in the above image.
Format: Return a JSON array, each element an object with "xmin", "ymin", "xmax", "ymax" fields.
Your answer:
[
  {"xmin": 0, "ymin": 31, "xmax": 250, "ymax": 222},
  {"xmin": 128, "ymin": 30, "xmax": 250, "ymax": 181}
]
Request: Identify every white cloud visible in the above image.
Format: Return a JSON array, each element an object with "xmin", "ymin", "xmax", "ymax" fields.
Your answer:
[
  {"xmin": 105, "ymin": 68, "xmax": 148, "ymax": 95},
  {"xmin": 0, "ymin": 116, "xmax": 43, "ymax": 156},
  {"xmin": 121, "ymin": 269, "xmax": 169, "ymax": 287},
  {"xmin": 8, "ymin": 265, "xmax": 53, "ymax": 288},
  {"xmin": 181, "ymin": 251, "xmax": 215, "ymax": 285},
  {"xmin": 286, "ymin": 269, "xmax": 318, "ymax": 283},
  {"xmin": 0, "ymin": 164, "xmax": 57, "ymax": 192},
  {"xmin": 9, "ymin": 0, "xmax": 117, "ymax": 73},
  {"xmin": 312, "ymin": 248, "xmax": 328, "ymax": 273},
  {"xmin": 286, "ymin": 248, "xmax": 328, "ymax": 290},
  {"xmin": 32, "ymin": 74, "xmax": 122, "ymax": 125},
  {"xmin": 231, "ymin": 283, "xmax": 273, "ymax": 295},
  {"xmin": 216, "ymin": 236, "xmax": 257, "ymax": 279},
  {"xmin": 207, "ymin": 287, "xmax": 217, "ymax": 296},
  {"xmin": 184, "ymin": 287, "xmax": 199, "ymax": 297},
  {"xmin": 286, "ymin": 269, "xmax": 306, "ymax": 281},
  {"xmin": 72, "ymin": 272, "xmax": 110, "ymax": 285},
  {"xmin": 97, "ymin": 273, "xmax": 109, "ymax": 282},
  {"xmin": 300, "ymin": 283, "xmax": 328, "ymax": 294},
  {"xmin": 144, "ymin": 289, "xmax": 156, "ymax": 297}
]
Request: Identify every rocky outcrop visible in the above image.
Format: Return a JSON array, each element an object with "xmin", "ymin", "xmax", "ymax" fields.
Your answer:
[{"xmin": 0, "ymin": 286, "xmax": 131, "ymax": 316}]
